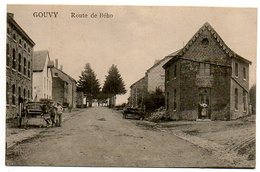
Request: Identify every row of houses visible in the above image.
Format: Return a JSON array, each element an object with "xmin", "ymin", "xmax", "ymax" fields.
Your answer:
[
  {"xmin": 6, "ymin": 13, "xmax": 77, "ymax": 119},
  {"xmin": 129, "ymin": 22, "xmax": 251, "ymax": 121}
]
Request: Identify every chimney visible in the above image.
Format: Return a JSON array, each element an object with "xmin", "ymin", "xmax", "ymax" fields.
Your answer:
[
  {"xmin": 60, "ymin": 65, "xmax": 63, "ymax": 71},
  {"xmin": 55, "ymin": 59, "xmax": 58, "ymax": 68}
]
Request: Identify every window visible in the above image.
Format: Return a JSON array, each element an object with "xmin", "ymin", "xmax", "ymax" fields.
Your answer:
[
  {"xmin": 199, "ymin": 63, "xmax": 210, "ymax": 76},
  {"xmin": 7, "ymin": 27, "xmax": 10, "ymax": 35},
  {"xmin": 201, "ymin": 38, "xmax": 209, "ymax": 46},
  {"xmin": 18, "ymin": 53, "xmax": 22, "ymax": 72},
  {"xmin": 28, "ymin": 47, "xmax": 31, "ymax": 53},
  {"xmin": 12, "ymin": 33, "xmax": 16, "ymax": 40},
  {"xmin": 28, "ymin": 61, "xmax": 31, "ymax": 78},
  {"xmin": 18, "ymin": 87, "xmax": 21, "ymax": 103},
  {"xmin": 28, "ymin": 90, "xmax": 30, "ymax": 99},
  {"xmin": 243, "ymin": 67, "xmax": 246, "ymax": 79},
  {"xmin": 6, "ymin": 43, "xmax": 10, "ymax": 66},
  {"xmin": 24, "ymin": 43, "xmax": 27, "ymax": 49},
  {"xmin": 174, "ymin": 65, "xmax": 177, "ymax": 78},
  {"xmin": 12, "ymin": 84, "xmax": 16, "ymax": 105},
  {"xmin": 12, "ymin": 49, "xmax": 16, "ymax": 69},
  {"xmin": 23, "ymin": 88, "xmax": 26, "ymax": 99},
  {"xmin": 6, "ymin": 82, "xmax": 9, "ymax": 104},
  {"xmin": 235, "ymin": 88, "xmax": 238, "ymax": 110},
  {"xmin": 173, "ymin": 89, "xmax": 177, "ymax": 110},
  {"xmin": 23, "ymin": 57, "xmax": 27, "ymax": 75},
  {"xmin": 243, "ymin": 91, "xmax": 247, "ymax": 112},
  {"xmin": 19, "ymin": 39, "xmax": 22, "ymax": 44},
  {"xmin": 166, "ymin": 69, "xmax": 169, "ymax": 82},
  {"xmin": 235, "ymin": 63, "xmax": 238, "ymax": 77}
]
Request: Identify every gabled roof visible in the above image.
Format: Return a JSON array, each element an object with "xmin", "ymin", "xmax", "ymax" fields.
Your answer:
[
  {"xmin": 51, "ymin": 67, "xmax": 76, "ymax": 84},
  {"xmin": 146, "ymin": 55, "xmax": 173, "ymax": 73},
  {"xmin": 130, "ymin": 76, "xmax": 146, "ymax": 88},
  {"xmin": 33, "ymin": 50, "xmax": 50, "ymax": 72},
  {"xmin": 163, "ymin": 22, "xmax": 252, "ymax": 69},
  {"xmin": 178, "ymin": 22, "xmax": 252, "ymax": 64}
]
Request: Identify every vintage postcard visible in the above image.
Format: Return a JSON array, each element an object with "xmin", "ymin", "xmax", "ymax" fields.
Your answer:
[{"xmin": 5, "ymin": 5, "xmax": 256, "ymax": 168}]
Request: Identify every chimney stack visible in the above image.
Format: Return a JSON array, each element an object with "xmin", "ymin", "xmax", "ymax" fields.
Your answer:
[
  {"xmin": 60, "ymin": 65, "xmax": 63, "ymax": 71},
  {"xmin": 55, "ymin": 59, "xmax": 58, "ymax": 68}
]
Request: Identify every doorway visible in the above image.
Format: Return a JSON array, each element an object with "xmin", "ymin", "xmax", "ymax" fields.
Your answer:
[{"xmin": 198, "ymin": 88, "xmax": 211, "ymax": 119}]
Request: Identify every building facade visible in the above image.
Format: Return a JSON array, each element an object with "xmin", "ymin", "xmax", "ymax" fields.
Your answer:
[
  {"xmin": 32, "ymin": 50, "xmax": 53, "ymax": 100},
  {"xmin": 163, "ymin": 22, "xmax": 251, "ymax": 121},
  {"xmin": 146, "ymin": 56, "xmax": 172, "ymax": 93},
  {"xmin": 51, "ymin": 62, "xmax": 77, "ymax": 108},
  {"xmin": 129, "ymin": 77, "xmax": 147, "ymax": 108},
  {"xmin": 6, "ymin": 13, "xmax": 35, "ymax": 118}
]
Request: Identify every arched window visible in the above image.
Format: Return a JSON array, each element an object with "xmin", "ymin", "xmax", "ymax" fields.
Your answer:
[
  {"xmin": 18, "ymin": 53, "xmax": 22, "ymax": 72},
  {"xmin": 28, "ymin": 61, "xmax": 31, "ymax": 78},
  {"xmin": 12, "ymin": 49, "xmax": 16, "ymax": 69},
  {"xmin": 18, "ymin": 86, "xmax": 21, "ymax": 103},
  {"xmin": 235, "ymin": 88, "xmax": 238, "ymax": 110},
  {"xmin": 6, "ymin": 43, "xmax": 10, "ymax": 66},
  {"xmin": 24, "ymin": 57, "xmax": 27, "ymax": 75},
  {"xmin": 173, "ymin": 89, "xmax": 177, "ymax": 110},
  {"xmin": 6, "ymin": 82, "xmax": 9, "ymax": 104},
  {"xmin": 12, "ymin": 84, "xmax": 16, "ymax": 105}
]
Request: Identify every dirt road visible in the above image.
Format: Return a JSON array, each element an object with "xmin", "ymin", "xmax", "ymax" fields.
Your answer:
[{"xmin": 6, "ymin": 107, "xmax": 230, "ymax": 167}]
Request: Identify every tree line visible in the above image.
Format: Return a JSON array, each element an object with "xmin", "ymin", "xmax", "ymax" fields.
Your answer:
[{"xmin": 77, "ymin": 63, "xmax": 126, "ymax": 107}]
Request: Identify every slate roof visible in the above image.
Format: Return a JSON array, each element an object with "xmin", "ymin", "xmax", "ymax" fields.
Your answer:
[
  {"xmin": 146, "ymin": 54, "xmax": 174, "ymax": 73},
  {"xmin": 33, "ymin": 50, "xmax": 50, "ymax": 72},
  {"xmin": 178, "ymin": 22, "xmax": 252, "ymax": 64},
  {"xmin": 51, "ymin": 67, "xmax": 76, "ymax": 83},
  {"xmin": 163, "ymin": 22, "xmax": 252, "ymax": 69}
]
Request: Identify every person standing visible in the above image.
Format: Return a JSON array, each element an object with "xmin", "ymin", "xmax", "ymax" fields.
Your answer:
[{"xmin": 56, "ymin": 103, "xmax": 63, "ymax": 127}]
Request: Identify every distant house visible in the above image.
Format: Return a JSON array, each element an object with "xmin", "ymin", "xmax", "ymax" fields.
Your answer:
[
  {"xmin": 146, "ymin": 56, "xmax": 172, "ymax": 93},
  {"xmin": 32, "ymin": 50, "xmax": 53, "ymax": 100},
  {"xmin": 51, "ymin": 60, "xmax": 77, "ymax": 108},
  {"xmin": 129, "ymin": 77, "xmax": 147, "ymax": 108},
  {"xmin": 163, "ymin": 22, "xmax": 251, "ymax": 121}
]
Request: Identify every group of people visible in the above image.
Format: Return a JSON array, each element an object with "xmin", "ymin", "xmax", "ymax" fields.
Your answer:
[{"xmin": 44, "ymin": 102, "xmax": 63, "ymax": 127}]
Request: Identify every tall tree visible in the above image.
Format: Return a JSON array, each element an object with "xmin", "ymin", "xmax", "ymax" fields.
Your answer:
[
  {"xmin": 77, "ymin": 63, "xmax": 100, "ymax": 107},
  {"xmin": 102, "ymin": 64, "xmax": 126, "ymax": 107}
]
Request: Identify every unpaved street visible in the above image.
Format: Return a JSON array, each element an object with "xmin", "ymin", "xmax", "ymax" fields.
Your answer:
[{"xmin": 6, "ymin": 107, "xmax": 229, "ymax": 167}]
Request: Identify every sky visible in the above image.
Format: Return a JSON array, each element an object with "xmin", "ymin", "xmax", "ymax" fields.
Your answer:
[{"xmin": 7, "ymin": 5, "xmax": 257, "ymax": 104}]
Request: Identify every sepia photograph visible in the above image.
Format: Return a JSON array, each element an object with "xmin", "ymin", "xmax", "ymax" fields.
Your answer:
[{"xmin": 5, "ymin": 4, "xmax": 256, "ymax": 168}]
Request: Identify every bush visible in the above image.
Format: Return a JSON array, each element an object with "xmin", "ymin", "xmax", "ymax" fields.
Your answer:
[{"xmin": 143, "ymin": 88, "xmax": 165, "ymax": 112}]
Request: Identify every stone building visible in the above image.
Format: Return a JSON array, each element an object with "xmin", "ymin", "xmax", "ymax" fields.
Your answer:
[
  {"xmin": 51, "ymin": 60, "xmax": 77, "ymax": 108},
  {"xmin": 32, "ymin": 50, "xmax": 54, "ymax": 100},
  {"xmin": 146, "ymin": 56, "xmax": 172, "ymax": 93},
  {"xmin": 163, "ymin": 22, "xmax": 251, "ymax": 121},
  {"xmin": 6, "ymin": 13, "xmax": 35, "ymax": 118},
  {"xmin": 129, "ymin": 77, "xmax": 147, "ymax": 108}
]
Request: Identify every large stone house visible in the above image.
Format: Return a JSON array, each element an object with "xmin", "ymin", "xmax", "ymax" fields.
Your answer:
[
  {"xmin": 32, "ymin": 50, "xmax": 54, "ymax": 100},
  {"xmin": 51, "ymin": 61, "xmax": 77, "ymax": 108},
  {"xmin": 163, "ymin": 22, "xmax": 251, "ymax": 121},
  {"xmin": 6, "ymin": 13, "xmax": 35, "ymax": 118}
]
